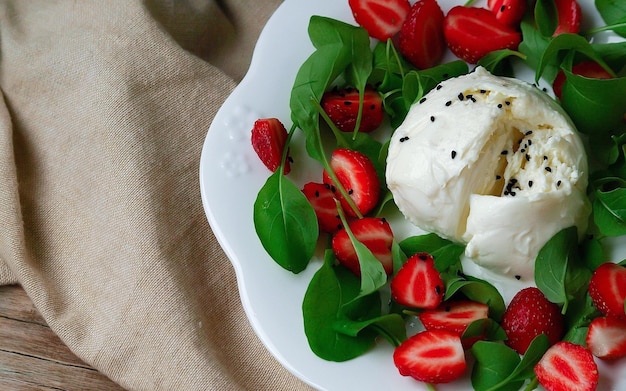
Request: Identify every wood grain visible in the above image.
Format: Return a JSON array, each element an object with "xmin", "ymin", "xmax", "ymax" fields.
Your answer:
[{"xmin": 0, "ymin": 285, "xmax": 126, "ymax": 391}]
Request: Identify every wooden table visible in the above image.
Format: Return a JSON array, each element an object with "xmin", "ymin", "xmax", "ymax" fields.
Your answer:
[{"xmin": 0, "ymin": 285, "xmax": 125, "ymax": 391}]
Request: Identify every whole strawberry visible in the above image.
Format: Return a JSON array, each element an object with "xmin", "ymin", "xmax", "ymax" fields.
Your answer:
[
  {"xmin": 588, "ymin": 262, "xmax": 626, "ymax": 319},
  {"xmin": 501, "ymin": 287, "xmax": 564, "ymax": 354}
]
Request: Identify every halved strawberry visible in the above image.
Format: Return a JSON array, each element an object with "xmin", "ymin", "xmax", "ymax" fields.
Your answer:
[
  {"xmin": 586, "ymin": 316, "xmax": 626, "ymax": 361},
  {"xmin": 320, "ymin": 86, "xmax": 384, "ymax": 133},
  {"xmin": 553, "ymin": 61, "xmax": 614, "ymax": 100},
  {"xmin": 588, "ymin": 262, "xmax": 626, "ymax": 320},
  {"xmin": 390, "ymin": 253, "xmax": 445, "ymax": 309},
  {"xmin": 348, "ymin": 0, "xmax": 411, "ymax": 41},
  {"xmin": 534, "ymin": 341, "xmax": 599, "ymax": 391},
  {"xmin": 397, "ymin": 0, "xmax": 445, "ymax": 69},
  {"xmin": 501, "ymin": 287, "xmax": 564, "ymax": 354},
  {"xmin": 250, "ymin": 118, "xmax": 291, "ymax": 174},
  {"xmin": 487, "ymin": 0, "xmax": 526, "ymax": 28},
  {"xmin": 322, "ymin": 148, "xmax": 380, "ymax": 217},
  {"xmin": 331, "ymin": 217, "xmax": 393, "ymax": 276},
  {"xmin": 301, "ymin": 182, "xmax": 343, "ymax": 234},
  {"xmin": 393, "ymin": 329, "xmax": 467, "ymax": 384},
  {"xmin": 418, "ymin": 300, "xmax": 489, "ymax": 347},
  {"xmin": 443, "ymin": 6, "xmax": 522, "ymax": 64},
  {"xmin": 553, "ymin": 0, "xmax": 582, "ymax": 36}
]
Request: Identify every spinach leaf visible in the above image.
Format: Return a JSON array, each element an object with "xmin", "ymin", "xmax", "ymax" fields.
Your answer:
[
  {"xmin": 333, "ymin": 313, "xmax": 407, "ymax": 347},
  {"xmin": 302, "ymin": 251, "xmax": 379, "ymax": 361},
  {"xmin": 593, "ymin": 187, "xmax": 626, "ymax": 236},
  {"xmin": 462, "ymin": 318, "xmax": 507, "ymax": 343},
  {"xmin": 253, "ymin": 171, "xmax": 318, "ymax": 273},
  {"xmin": 445, "ymin": 275, "xmax": 507, "ymax": 321},
  {"xmin": 559, "ymin": 71, "xmax": 626, "ymax": 136},
  {"xmin": 477, "ymin": 49, "xmax": 525, "ymax": 77},
  {"xmin": 534, "ymin": 226, "xmax": 590, "ymax": 313},
  {"xmin": 534, "ymin": 0, "xmax": 558, "ymax": 37},
  {"xmin": 595, "ymin": 0, "xmax": 626, "ymax": 37},
  {"xmin": 563, "ymin": 293, "xmax": 600, "ymax": 344},
  {"xmin": 471, "ymin": 335, "xmax": 550, "ymax": 391}
]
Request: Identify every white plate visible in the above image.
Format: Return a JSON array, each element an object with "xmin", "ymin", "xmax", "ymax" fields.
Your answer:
[{"xmin": 199, "ymin": 1, "xmax": 626, "ymax": 390}]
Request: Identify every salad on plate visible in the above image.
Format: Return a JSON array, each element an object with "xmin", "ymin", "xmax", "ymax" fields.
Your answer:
[{"xmin": 205, "ymin": 0, "xmax": 626, "ymax": 390}]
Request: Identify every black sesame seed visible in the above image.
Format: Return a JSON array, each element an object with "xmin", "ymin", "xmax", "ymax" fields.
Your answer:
[
  {"xmin": 496, "ymin": 175, "xmax": 502, "ymax": 180},
  {"xmin": 545, "ymin": 166, "xmax": 552, "ymax": 172},
  {"xmin": 458, "ymin": 92, "xmax": 464, "ymax": 101},
  {"xmin": 505, "ymin": 101, "xmax": 511, "ymax": 106},
  {"xmin": 525, "ymin": 154, "xmax": 531, "ymax": 162},
  {"xmin": 497, "ymin": 103, "xmax": 503, "ymax": 109},
  {"xmin": 557, "ymin": 180, "xmax": 562, "ymax": 187},
  {"xmin": 542, "ymin": 87, "xmax": 548, "ymax": 92},
  {"xmin": 400, "ymin": 136, "xmax": 409, "ymax": 142},
  {"xmin": 543, "ymin": 155, "xmax": 548, "ymax": 160},
  {"xmin": 451, "ymin": 150, "xmax": 457, "ymax": 159},
  {"xmin": 501, "ymin": 150, "xmax": 508, "ymax": 155},
  {"xmin": 515, "ymin": 275, "xmax": 521, "ymax": 280},
  {"xmin": 528, "ymin": 139, "xmax": 532, "ymax": 146},
  {"xmin": 529, "ymin": 180, "xmax": 533, "ymax": 187},
  {"xmin": 510, "ymin": 191, "xmax": 516, "ymax": 196},
  {"xmin": 525, "ymin": 130, "xmax": 533, "ymax": 136},
  {"xmin": 521, "ymin": 148, "xmax": 526, "ymax": 153},
  {"xmin": 419, "ymin": 97, "xmax": 427, "ymax": 104},
  {"xmin": 436, "ymin": 85, "xmax": 443, "ymax": 90},
  {"xmin": 504, "ymin": 190, "xmax": 509, "ymax": 195},
  {"xmin": 430, "ymin": 116, "xmax": 435, "ymax": 122},
  {"xmin": 445, "ymin": 100, "xmax": 452, "ymax": 106},
  {"xmin": 480, "ymin": 89, "xmax": 486, "ymax": 94}
]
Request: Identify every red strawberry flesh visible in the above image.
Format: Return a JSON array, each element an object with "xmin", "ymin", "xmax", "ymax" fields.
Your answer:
[
  {"xmin": 535, "ymin": 341, "xmax": 598, "ymax": 391},
  {"xmin": 397, "ymin": 0, "xmax": 445, "ymax": 69},
  {"xmin": 321, "ymin": 86, "xmax": 384, "ymax": 133},
  {"xmin": 588, "ymin": 262, "xmax": 626, "ymax": 319},
  {"xmin": 586, "ymin": 316, "xmax": 626, "ymax": 361},
  {"xmin": 349, "ymin": 0, "xmax": 411, "ymax": 41},
  {"xmin": 250, "ymin": 118, "xmax": 291, "ymax": 174},
  {"xmin": 391, "ymin": 252, "xmax": 444, "ymax": 309}
]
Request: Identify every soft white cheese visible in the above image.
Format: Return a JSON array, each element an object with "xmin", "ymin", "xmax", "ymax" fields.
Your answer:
[{"xmin": 386, "ymin": 67, "xmax": 590, "ymax": 282}]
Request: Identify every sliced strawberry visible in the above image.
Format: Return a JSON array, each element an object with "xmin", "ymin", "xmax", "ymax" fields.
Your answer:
[
  {"xmin": 250, "ymin": 118, "xmax": 291, "ymax": 174},
  {"xmin": 534, "ymin": 341, "xmax": 599, "ymax": 391},
  {"xmin": 348, "ymin": 0, "xmax": 411, "ymax": 41},
  {"xmin": 418, "ymin": 300, "xmax": 489, "ymax": 347},
  {"xmin": 391, "ymin": 253, "xmax": 445, "ymax": 309},
  {"xmin": 397, "ymin": 0, "xmax": 445, "ymax": 69},
  {"xmin": 322, "ymin": 148, "xmax": 380, "ymax": 217},
  {"xmin": 487, "ymin": 0, "xmax": 526, "ymax": 28},
  {"xmin": 586, "ymin": 316, "xmax": 626, "ymax": 361},
  {"xmin": 301, "ymin": 182, "xmax": 343, "ymax": 234},
  {"xmin": 589, "ymin": 262, "xmax": 626, "ymax": 319},
  {"xmin": 320, "ymin": 86, "xmax": 384, "ymax": 133},
  {"xmin": 501, "ymin": 287, "xmax": 564, "ymax": 354},
  {"xmin": 393, "ymin": 329, "xmax": 466, "ymax": 384},
  {"xmin": 553, "ymin": 0, "xmax": 582, "ymax": 36},
  {"xmin": 443, "ymin": 6, "xmax": 522, "ymax": 64},
  {"xmin": 331, "ymin": 217, "xmax": 393, "ymax": 276},
  {"xmin": 553, "ymin": 61, "xmax": 614, "ymax": 100}
]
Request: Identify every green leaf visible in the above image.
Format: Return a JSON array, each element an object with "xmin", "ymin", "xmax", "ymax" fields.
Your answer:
[
  {"xmin": 333, "ymin": 313, "xmax": 407, "ymax": 347},
  {"xmin": 534, "ymin": 0, "xmax": 558, "ymax": 37},
  {"xmin": 559, "ymin": 72, "xmax": 626, "ymax": 136},
  {"xmin": 477, "ymin": 49, "xmax": 525, "ymax": 77},
  {"xmin": 253, "ymin": 171, "xmax": 318, "ymax": 273},
  {"xmin": 534, "ymin": 226, "xmax": 579, "ymax": 311},
  {"xmin": 445, "ymin": 275, "xmax": 507, "ymax": 321},
  {"xmin": 594, "ymin": 187, "xmax": 626, "ymax": 236},
  {"xmin": 519, "ymin": 21, "xmax": 556, "ymax": 82},
  {"xmin": 595, "ymin": 0, "xmax": 626, "ymax": 37},
  {"xmin": 302, "ymin": 251, "xmax": 379, "ymax": 361},
  {"xmin": 471, "ymin": 341, "xmax": 522, "ymax": 391}
]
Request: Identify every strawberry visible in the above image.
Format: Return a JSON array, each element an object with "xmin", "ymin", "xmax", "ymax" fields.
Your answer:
[
  {"xmin": 443, "ymin": 6, "xmax": 522, "ymax": 64},
  {"xmin": 501, "ymin": 287, "xmax": 564, "ymax": 354},
  {"xmin": 393, "ymin": 329, "xmax": 466, "ymax": 384},
  {"xmin": 322, "ymin": 148, "xmax": 380, "ymax": 217},
  {"xmin": 390, "ymin": 253, "xmax": 445, "ymax": 309},
  {"xmin": 397, "ymin": 0, "xmax": 446, "ymax": 69},
  {"xmin": 348, "ymin": 0, "xmax": 411, "ymax": 41},
  {"xmin": 418, "ymin": 300, "xmax": 489, "ymax": 347},
  {"xmin": 534, "ymin": 341, "xmax": 599, "ymax": 391},
  {"xmin": 553, "ymin": 0, "xmax": 582, "ymax": 36},
  {"xmin": 487, "ymin": 0, "xmax": 526, "ymax": 28},
  {"xmin": 552, "ymin": 61, "xmax": 614, "ymax": 99},
  {"xmin": 331, "ymin": 217, "xmax": 393, "ymax": 276},
  {"xmin": 301, "ymin": 182, "xmax": 343, "ymax": 234},
  {"xmin": 320, "ymin": 86, "xmax": 384, "ymax": 133},
  {"xmin": 586, "ymin": 316, "xmax": 626, "ymax": 361},
  {"xmin": 588, "ymin": 262, "xmax": 626, "ymax": 319},
  {"xmin": 250, "ymin": 118, "xmax": 291, "ymax": 174}
]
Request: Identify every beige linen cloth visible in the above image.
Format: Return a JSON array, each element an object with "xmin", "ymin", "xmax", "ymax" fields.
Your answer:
[{"xmin": 0, "ymin": 0, "xmax": 313, "ymax": 389}]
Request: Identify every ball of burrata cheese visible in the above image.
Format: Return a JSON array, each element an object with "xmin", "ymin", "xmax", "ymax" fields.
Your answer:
[{"xmin": 385, "ymin": 66, "xmax": 590, "ymax": 282}]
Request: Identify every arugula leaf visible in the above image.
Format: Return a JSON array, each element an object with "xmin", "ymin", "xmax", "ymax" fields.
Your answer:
[
  {"xmin": 477, "ymin": 49, "xmax": 525, "ymax": 77},
  {"xmin": 518, "ymin": 21, "xmax": 556, "ymax": 82},
  {"xmin": 253, "ymin": 171, "xmax": 318, "ymax": 273},
  {"xmin": 534, "ymin": 0, "xmax": 558, "ymax": 37},
  {"xmin": 302, "ymin": 251, "xmax": 379, "ymax": 361}
]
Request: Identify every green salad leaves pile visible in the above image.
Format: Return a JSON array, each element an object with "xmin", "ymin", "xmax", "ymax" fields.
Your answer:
[{"xmin": 253, "ymin": 1, "xmax": 626, "ymax": 389}]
